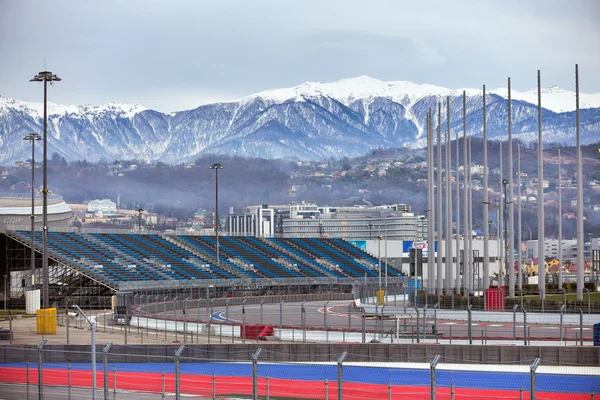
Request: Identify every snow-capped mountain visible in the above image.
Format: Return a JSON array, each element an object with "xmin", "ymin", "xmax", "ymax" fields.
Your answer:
[{"xmin": 1, "ymin": 76, "xmax": 599, "ymax": 164}]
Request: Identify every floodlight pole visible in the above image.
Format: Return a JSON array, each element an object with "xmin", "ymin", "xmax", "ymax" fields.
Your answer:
[
  {"xmin": 210, "ymin": 163, "xmax": 223, "ymax": 268},
  {"xmin": 24, "ymin": 133, "xmax": 42, "ymax": 289},
  {"xmin": 30, "ymin": 71, "xmax": 61, "ymax": 310}
]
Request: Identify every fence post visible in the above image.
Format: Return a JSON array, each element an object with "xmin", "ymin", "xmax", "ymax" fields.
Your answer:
[
  {"xmin": 586, "ymin": 289, "xmax": 591, "ymax": 314},
  {"xmin": 66, "ymin": 309, "xmax": 70, "ymax": 344},
  {"xmin": 242, "ymin": 299, "xmax": 247, "ymax": 343},
  {"xmin": 467, "ymin": 304, "xmax": 473, "ymax": 344},
  {"xmin": 212, "ymin": 372, "xmax": 216, "ymax": 400},
  {"xmin": 414, "ymin": 305, "xmax": 420, "ymax": 344},
  {"xmin": 530, "ymin": 358, "xmax": 541, "ymax": 400},
  {"xmin": 280, "ymin": 300, "xmax": 284, "ymax": 342},
  {"xmin": 102, "ymin": 342, "xmax": 112, "ymax": 400},
  {"xmin": 162, "ymin": 369, "xmax": 165, "ymax": 400},
  {"xmin": 265, "ymin": 374, "xmax": 270, "ymax": 400},
  {"xmin": 260, "ymin": 298, "xmax": 265, "ymax": 325},
  {"xmin": 422, "ymin": 305, "xmax": 428, "ymax": 341},
  {"xmin": 580, "ymin": 308, "xmax": 584, "ymax": 346},
  {"xmin": 559, "ymin": 304, "xmax": 566, "ymax": 343},
  {"xmin": 388, "ymin": 380, "xmax": 392, "ymax": 400},
  {"xmin": 324, "ymin": 301, "xmax": 330, "ymax": 343},
  {"xmin": 37, "ymin": 339, "xmax": 46, "ymax": 400},
  {"xmin": 163, "ymin": 296, "xmax": 168, "ymax": 342},
  {"xmin": 337, "ymin": 351, "xmax": 347, "ymax": 400},
  {"xmin": 522, "ymin": 307, "xmax": 528, "ymax": 346},
  {"xmin": 183, "ymin": 298, "xmax": 188, "ymax": 344},
  {"xmin": 450, "ymin": 383, "xmax": 454, "ymax": 400},
  {"xmin": 252, "ymin": 348, "xmax": 263, "ymax": 400},
  {"xmin": 512, "ymin": 304, "xmax": 519, "ymax": 341},
  {"xmin": 325, "ymin": 378, "xmax": 329, "ymax": 400},
  {"xmin": 26, "ymin": 361, "xmax": 30, "ymax": 400},
  {"xmin": 433, "ymin": 303, "xmax": 439, "ymax": 344},
  {"xmin": 361, "ymin": 310, "xmax": 366, "ymax": 344},
  {"xmin": 112, "ymin": 366, "xmax": 116, "ymax": 400},
  {"xmin": 174, "ymin": 345, "xmax": 185, "ymax": 400},
  {"xmin": 173, "ymin": 296, "xmax": 179, "ymax": 343},
  {"xmin": 301, "ymin": 301, "xmax": 306, "ymax": 342},
  {"xmin": 347, "ymin": 303, "xmax": 352, "ymax": 339},
  {"xmin": 430, "ymin": 355, "xmax": 440, "ymax": 400}
]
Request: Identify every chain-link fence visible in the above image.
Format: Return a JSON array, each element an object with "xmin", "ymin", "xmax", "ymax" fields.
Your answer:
[
  {"xmin": 61, "ymin": 294, "xmax": 596, "ymax": 347},
  {"xmin": 0, "ymin": 344, "xmax": 599, "ymax": 399}
]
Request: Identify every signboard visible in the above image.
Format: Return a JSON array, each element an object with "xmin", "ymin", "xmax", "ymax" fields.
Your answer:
[{"xmin": 402, "ymin": 240, "xmax": 438, "ymax": 258}]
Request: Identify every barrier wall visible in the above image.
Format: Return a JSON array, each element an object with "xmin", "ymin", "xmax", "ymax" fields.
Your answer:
[{"xmin": 1, "ymin": 343, "xmax": 598, "ymax": 366}]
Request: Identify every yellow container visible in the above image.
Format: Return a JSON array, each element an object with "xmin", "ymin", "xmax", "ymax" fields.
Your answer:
[
  {"xmin": 36, "ymin": 308, "xmax": 57, "ymax": 335},
  {"xmin": 376, "ymin": 289, "xmax": 386, "ymax": 306}
]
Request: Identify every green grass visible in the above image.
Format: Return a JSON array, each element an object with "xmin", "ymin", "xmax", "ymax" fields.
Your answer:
[
  {"xmin": 522, "ymin": 292, "xmax": 600, "ymax": 302},
  {"xmin": 0, "ymin": 309, "xmax": 35, "ymax": 319}
]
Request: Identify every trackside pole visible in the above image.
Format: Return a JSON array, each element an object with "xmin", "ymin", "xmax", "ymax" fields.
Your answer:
[
  {"xmin": 430, "ymin": 355, "xmax": 441, "ymax": 400},
  {"xmin": 337, "ymin": 352, "xmax": 347, "ymax": 400},
  {"xmin": 103, "ymin": 342, "xmax": 112, "ymax": 400},
  {"xmin": 530, "ymin": 358, "xmax": 541, "ymax": 400},
  {"xmin": 252, "ymin": 348, "xmax": 263, "ymax": 400},
  {"xmin": 37, "ymin": 339, "xmax": 46, "ymax": 400},
  {"xmin": 174, "ymin": 345, "xmax": 185, "ymax": 400}
]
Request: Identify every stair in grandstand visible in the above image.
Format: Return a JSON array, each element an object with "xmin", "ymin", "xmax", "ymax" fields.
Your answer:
[
  {"xmin": 160, "ymin": 234, "xmax": 239, "ymax": 279},
  {"xmin": 261, "ymin": 238, "xmax": 333, "ymax": 278},
  {"xmin": 353, "ymin": 258, "xmax": 378, "ymax": 271},
  {"xmin": 304, "ymin": 238, "xmax": 377, "ymax": 277},
  {"xmin": 240, "ymin": 237, "xmax": 317, "ymax": 278},
  {"xmin": 176, "ymin": 236, "xmax": 258, "ymax": 279},
  {"xmin": 328, "ymin": 238, "xmax": 404, "ymax": 277},
  {"xmin": 219, "ymin": 236, "xmax": 300, "ymax": 278},
  {"xmin": 227, "ymin": 257, "xmax": 258, "ymax": 273},
  {"xmin": 276, "ymin": 238, "xmax": 347, "ymax": 278},
  {"xmin": 102, "ymin": 234, "xmax": 204, "ymax": 280},
  {"xmin": 199, "ymin": 236, "xmax": 276, "ymax": 278}
]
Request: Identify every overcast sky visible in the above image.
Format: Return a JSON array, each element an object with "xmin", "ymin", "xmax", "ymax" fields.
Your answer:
[{"xmin": 1, "ymin": 0, "xmax": 598, "ymax": 112}]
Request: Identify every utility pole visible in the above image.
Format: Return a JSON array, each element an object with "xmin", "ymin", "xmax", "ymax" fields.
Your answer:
[
  {"xmin": 558, "ymin": 149, "xmax": 563, "ymax": 288},
  {"xmin": 508, "ymin": 77, "xmax": 515, "ymax": 298},
  {"xmin": 427, "ymin": 109, "xmax": 435, "ymax": 294},
  {"xmin": 462, "ymin": 91, "xmax": 469, "ymax": 295},
  {"xmin": 483, "ymin": 85, "xmax": 490, "ymax": 292},
  {"xmin": 436, "ymin": 102, "xmax": 443, "ymax": 295},
  {"xmin": 445, "ymin": 97, "xmax": 453, "ymax": 294},
  {"xmin": 30, "ymin": 71, "xmax": 61, "ymax": 310},
  {"xmin": 575, "ymin": 64, "xmax": 584, "ymax": 301},
  {"xmin": 537, "ymin": 70, "xmax": 545, "ymax": 300},
  {"xmin": 210, "ymin": 163, "xmax": 223, "ymax": 269},
  {"xmin": 24, "ymin": 133, "xmax": 42, "ymax": 290}
]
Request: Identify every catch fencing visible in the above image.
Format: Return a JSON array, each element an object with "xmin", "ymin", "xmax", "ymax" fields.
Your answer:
[{"xmin": 0, "ymin": 343, "xmax": 599, "ymax": 400}]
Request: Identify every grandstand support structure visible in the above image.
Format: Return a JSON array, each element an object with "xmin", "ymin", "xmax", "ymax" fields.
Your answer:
[{"xmin": 2, "ymin": 231, "xmax": 116, "ymax": 309}]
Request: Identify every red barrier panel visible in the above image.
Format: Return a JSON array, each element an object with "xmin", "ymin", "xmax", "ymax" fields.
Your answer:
[
  {"xmin": 485, "ymin": 288, "xmax": 505, "ymax": 311},
  {"xmin": 242, "ymin": 324, "xmax": 265, "ymax": 339},
  {"xmin": 258, "ymin": 325, "xmax": 274, "ymax": 338}
]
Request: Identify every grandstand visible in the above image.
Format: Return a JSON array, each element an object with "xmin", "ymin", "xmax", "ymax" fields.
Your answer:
[{"xmin": 1, "ymin": 229, "xmax": 404, "ymax": 307}]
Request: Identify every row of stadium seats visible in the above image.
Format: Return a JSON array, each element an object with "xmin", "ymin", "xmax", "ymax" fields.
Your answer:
[{"xmin": 9, "ymin": 231, "xmax": 404, "ymax": 286}]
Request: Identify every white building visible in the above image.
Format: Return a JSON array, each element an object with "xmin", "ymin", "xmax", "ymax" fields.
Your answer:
[
  {"xmin": 525, "ymin": 238, "xmax": 597, "ymax": 261},
  {"xmin": 87, "ymin": 199, "xmax": 117, "ymax": 216},
  {"xmin": 226, "ymin": 200, "xmax": 426, "ymax": 241}
]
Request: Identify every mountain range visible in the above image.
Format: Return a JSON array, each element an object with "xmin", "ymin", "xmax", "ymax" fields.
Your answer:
[{"xmin": 1, "ymin": 75, "xmax": 599, "ymax": 164}]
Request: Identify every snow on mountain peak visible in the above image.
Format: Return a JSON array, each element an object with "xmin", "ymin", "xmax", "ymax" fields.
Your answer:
[
  {"xmin": 0, "ymin": 95, "xmax": 147, "ymax": 119},
  {"xmin": 244, "ymin": 76, "xmax": 486, "ymax": 108}
]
